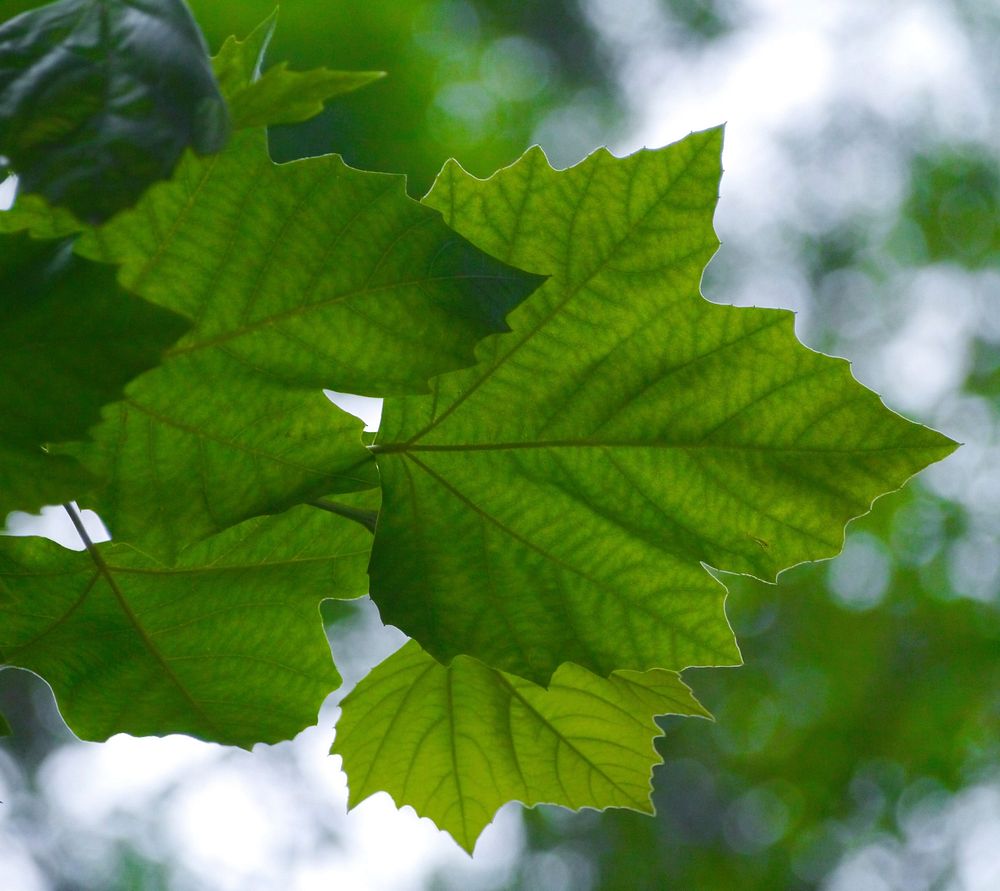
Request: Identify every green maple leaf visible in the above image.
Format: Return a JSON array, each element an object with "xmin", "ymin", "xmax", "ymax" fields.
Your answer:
[
  {"xmin": 0, "ymin": 0, "xmax": 229, "ymax": 222},
  {"xmin": 0, "ymin": 497, "xmax": 374, "ymax": 747},
  {"xmin": 334, "ymin": 640, "xmax": 709, "ymax": 853},
  {"xmin": 213, "ymin": 13, "xmax": 385, "ymax": 130},
  {"xmin": 368, "ymin": 128, "xmax": 957, "ymax": 684},
  {"xmin": 74, "ymin": 122, "xmax": 537, "ymax": 395},
  {"xmin": 0, "ymin": 24, "xmax": 542, "ymax": 559},
  {"xmin": 58, "ymin": 346, "xmax": 378, "ymax": 560},
  {"xmin": 0, "ymin": 232, "xmax": 188, "ymax": 517}
]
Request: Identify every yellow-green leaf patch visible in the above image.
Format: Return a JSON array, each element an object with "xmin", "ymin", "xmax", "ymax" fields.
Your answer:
[{"xmin": 334, "ymin": 640, "xmax": 709, "ymax": 853}]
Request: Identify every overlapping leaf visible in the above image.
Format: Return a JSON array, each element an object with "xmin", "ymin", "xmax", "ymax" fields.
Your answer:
[
  {"xmin": 369, "ymin": 129, "xmax": 957, "ymax": 684},
  {"xmin": 0, "ymin": 28, "xmax": 543, "ymax": 558},
  {"xmin": 74, "ymin": 122, "xmax": 539, "ymax": 395},
  {"xmin": 0, "ymin": 232, "xmax": 189, "ymax": 517},
  {"xmin": 0, "ymin": 497, "xmax": 374, "ymax": 747},
  {"xmin": 0, "ymin": 445, "xmax": 87, "ymax": 526},
  {"xmin": 58, "ymin": 350, "xmax": 378, "ymax": 560},
  {"xmin": 334, "ymin": 640, "xmax": 709, "ymax": 852},
  {"xmin": 0, "ymin": 0, "xmax": 229, "ymax": 222}
]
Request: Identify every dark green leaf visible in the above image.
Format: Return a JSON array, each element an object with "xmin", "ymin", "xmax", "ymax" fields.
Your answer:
[
  {"xmin": 334, "ymin": 640, "xmax": 709, "ymax": 853},
  {"xmin": 0, "ymin": 232, "xmax": 189, "ymax": 517},
  {"xmin": 0, "ymin": 442, "xmax": 94, "ymax": 522},
  {"xmin": 0, "ymin": 497, "xmax": 374, "ymax": 746},
  {"xmin": 0, "ymin": 0, "xmax": 229, "ymax": 222},
  {"xmin": 368, "ymin": 129, "xmax": 957, "ymax": 684},
  {"xmin": 0, "ymin": 28, "xmax": 543, "ymax": 559},
  {"xmin": 0, "ymin": 710, "xmax": 10, "ymax": 737},
  {"xmin": 1, "ymin": 234, "xmax": 189, "ymax": 447}
]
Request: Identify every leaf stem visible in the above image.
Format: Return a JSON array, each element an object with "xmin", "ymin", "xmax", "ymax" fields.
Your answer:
[
  {"xmin": 309, "ymin": 499, "xmax": 378, "ymax": 534},
  {"xmin": 62, "ymin": 502, "xmax": 96, "ymax": 551}
]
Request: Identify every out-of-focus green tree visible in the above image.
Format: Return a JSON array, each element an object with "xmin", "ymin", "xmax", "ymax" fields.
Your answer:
[
  {"xmin": 0, "ymin": 0, "xmax": 623, "ymax": 194},
  {"xmin": 190, "ymin": 0, "xmax": 620, "ymax": 193},
  {"xmin": 897, "ymin": 149, "xmax": 1000, "ymax": 269}
]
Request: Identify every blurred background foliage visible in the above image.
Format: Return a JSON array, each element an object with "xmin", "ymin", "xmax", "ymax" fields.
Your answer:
[{"xmin": 2, "ymin": 0, "xmax": 1000, "ymax": 889}]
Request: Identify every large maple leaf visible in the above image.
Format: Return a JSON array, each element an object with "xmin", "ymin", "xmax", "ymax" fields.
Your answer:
[{"xmin": 368, "ymin": 128, "xmax": 957, "ymax": 684}]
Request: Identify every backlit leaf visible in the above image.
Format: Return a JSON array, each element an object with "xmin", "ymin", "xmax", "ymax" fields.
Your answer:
[
  {"xmin": 334, "ymin": 640, "xmax": 709, "ymax": 853},
  {"xmin": 0, "ymin": 497, "xmax": 374, "ymax": 747},
  {"xmin": 369, "ymin": 129, "xmax": 957, "ymax": 684},
  {"xmin": 1, "ymin": 28, "xmax": 543, "ymax": 558}
]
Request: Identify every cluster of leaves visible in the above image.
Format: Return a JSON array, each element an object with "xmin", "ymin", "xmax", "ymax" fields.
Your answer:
[{"xmin": 0, "ymin": 0, "xmax": 955, "ymax": 852}]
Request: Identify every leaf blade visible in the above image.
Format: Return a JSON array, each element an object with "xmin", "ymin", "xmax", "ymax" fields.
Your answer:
[
  {"xmin": 63, "ymin": 350, "xmax": 379, "ymax": 559},
  {"xmin": 0, "ymin": 498, "xmax": 374, "ymax": 747},
  {"xmin": 334, "ymin": 640, "xmax": 709, "ymax": 853},
  {"xmin": 0, "ymin": 232, "xmax": 189, "ymax": 517},
  {"xmin": 369, "ymin": 130, "xmax": 957, "ymax": 684},
  {"xmin": 0, "ymin": 30, "xmax": 542, "ymax": 557},
  {"xmin": 0, "ymin": 0, "xmax": 229, "ymax": 221}
]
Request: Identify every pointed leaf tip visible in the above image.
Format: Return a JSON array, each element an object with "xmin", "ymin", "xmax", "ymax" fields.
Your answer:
[{"xmin": 213, "ymin": 14, "xmax": 386, "ymax": 130}]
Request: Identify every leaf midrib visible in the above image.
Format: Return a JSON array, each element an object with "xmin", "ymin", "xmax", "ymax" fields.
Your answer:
[
  {"xmin": 401, "ymin": 451, "xmax": 737, "ymax": 666},
  {"xmin": 110, "ymin": 549, "xmax": 370, "ymax": 576},
  {"xmin": 162, "ymin": 272, "xmax": 519, "ymax": 360},
  {"xmin": 122, "ymin": 396, "xmax": 374, "ymax": 483},
  {"xmin": 493, "ymin": 671, "xmax": 646, "ymax": 806},
  {"xmin": 372, "ymin": 439, "xmax": 943, "ymax": 455}
]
